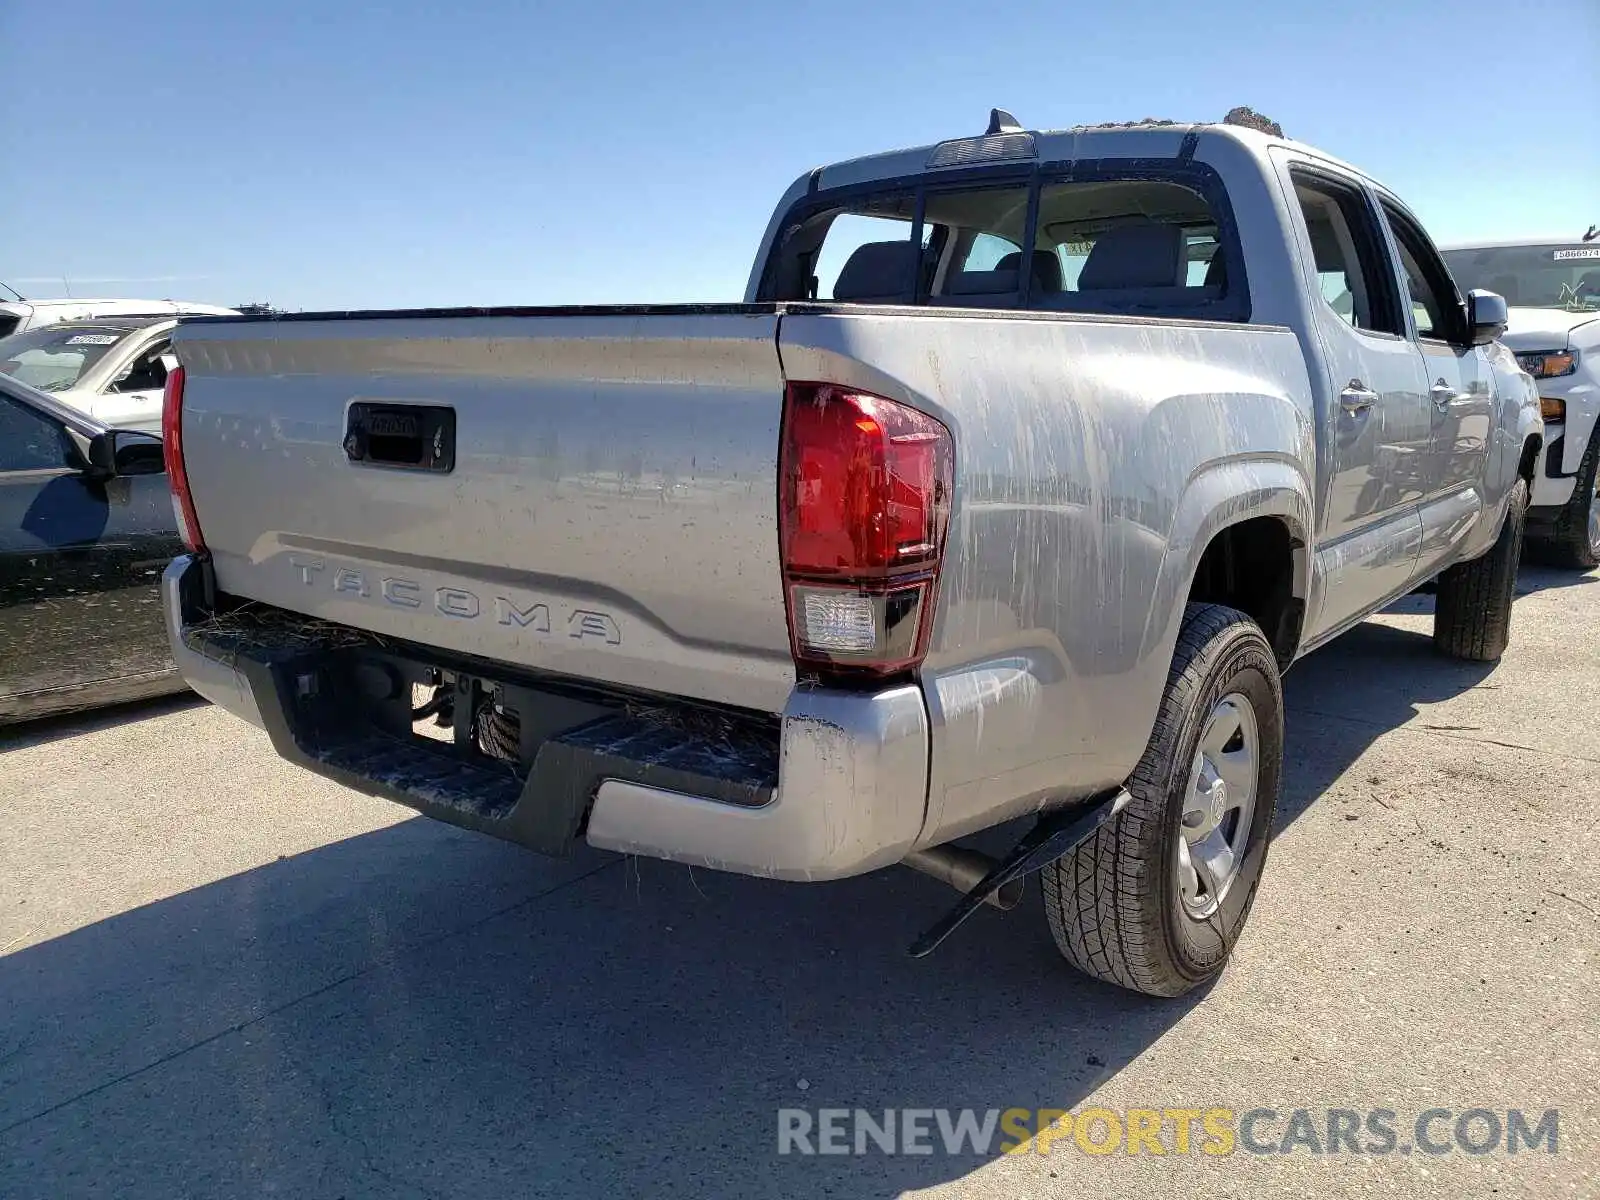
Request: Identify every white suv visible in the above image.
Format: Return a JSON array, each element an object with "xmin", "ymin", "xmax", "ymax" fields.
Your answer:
[{"xmin": 1444, "ymin": 238, "xmax": 1600, "ymax": 568}]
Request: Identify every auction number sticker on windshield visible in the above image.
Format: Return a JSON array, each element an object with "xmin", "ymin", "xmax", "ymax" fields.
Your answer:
[
  {"xmin": 1553, "ymin": 248, "xmax": 1600, "ymax": 261},
  {"xmin": 63, "ymin": 334, "xmax": 120, "ymax": 345}
]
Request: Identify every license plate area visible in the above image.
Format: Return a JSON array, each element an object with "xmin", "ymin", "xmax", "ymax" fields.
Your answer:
[{"xmin": 345, "ymin": 402, "xmax": 455, "ymax": 472}]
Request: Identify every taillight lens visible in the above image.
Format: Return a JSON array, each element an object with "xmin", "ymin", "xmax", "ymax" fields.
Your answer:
[
  {"xmin": 779, "ymin": 383, "xmax": 953, "ymax": 680},
  {"xmin": 161, "ymin": 364, "xmax": 206, "ymax": 552}
]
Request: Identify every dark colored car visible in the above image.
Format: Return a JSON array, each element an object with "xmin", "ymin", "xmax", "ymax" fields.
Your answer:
[{"xmin": 0, "ymin": 372, "xmax": 185, "ymax": 723}]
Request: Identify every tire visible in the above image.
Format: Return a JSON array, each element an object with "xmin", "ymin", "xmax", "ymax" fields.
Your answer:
[
  {"xmin": 1543, "ymin": 434, "xmax": 1600, "ymax": 570},
  {"xmin": 1433, "ymin": 476, "xmax": 1528, "ymax": 662},
  {"xmin": 1042, "ymin": 604, "xmax": 1282, "ymax": 997}
]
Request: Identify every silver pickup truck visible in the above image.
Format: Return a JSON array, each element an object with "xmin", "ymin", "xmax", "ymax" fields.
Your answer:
[{"xmin": 161, "ymin": 114, "xmax": 1541, "ymax": 997}]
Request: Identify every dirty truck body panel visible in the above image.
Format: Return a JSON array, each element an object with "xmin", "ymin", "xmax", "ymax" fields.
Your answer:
[{"xmin": 163, "ymin": 122, "xmax": 1538, "ymax": 882}]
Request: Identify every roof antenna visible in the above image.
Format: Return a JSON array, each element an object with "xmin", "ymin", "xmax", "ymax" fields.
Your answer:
[
  {"xmin": 0, "ymin": 280, "xmax": 23, "ymax": 302},
  {"xmin": 987, "ymin": 108, "xmax": 1023, "ymax": 135},
  {"xmin": 1584, "ymin": 224, "xmax": 1598, "ymax": 243}
]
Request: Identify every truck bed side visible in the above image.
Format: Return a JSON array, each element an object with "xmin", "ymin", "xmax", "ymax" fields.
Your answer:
[{"xmin": 775, "ymin": 308, "xmax": 1315, "ymax": 846}]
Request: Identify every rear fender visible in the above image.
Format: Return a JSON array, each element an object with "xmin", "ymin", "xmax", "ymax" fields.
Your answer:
[{"xmin": 1144, "ymin": 458, "xmax": 1314, "ymax": 670}]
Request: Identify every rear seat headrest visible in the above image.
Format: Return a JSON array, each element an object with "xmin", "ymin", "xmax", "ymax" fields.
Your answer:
[
  {"xmin": 1079, "ymin": 224, "xmax": 1186, "ymax": 291},
  {"xmin": 995, "ymin": 250, "xmax": 1064, "ymax": 292},
  {"xmin": 833, "ymin": 240, "xmax": 917, "ymax": 302}
]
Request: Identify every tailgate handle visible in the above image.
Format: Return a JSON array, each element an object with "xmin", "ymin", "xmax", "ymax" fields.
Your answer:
[{"xmin": 345, "ymin": 403, "xmax": 456, "ymax": 473}]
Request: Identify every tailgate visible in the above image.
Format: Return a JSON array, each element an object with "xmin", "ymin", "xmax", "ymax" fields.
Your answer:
[{"xmin": 173, "ymin": 310, "xmax": 795, "ymax": 713}]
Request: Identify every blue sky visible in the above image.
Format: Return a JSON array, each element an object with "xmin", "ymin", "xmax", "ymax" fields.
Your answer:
[{"xmin": 3, "ymin": 0, "xmax": 1595, "ymax": 311}]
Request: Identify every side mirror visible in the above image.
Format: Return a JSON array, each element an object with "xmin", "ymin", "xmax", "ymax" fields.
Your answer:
[
  {"xmin": 1467, "ymin": 289, "xmax": 1509, "ymax": 346},
  {"xmin": 85, "ymin": 428, "xmax": 165, "ymax": 478}
]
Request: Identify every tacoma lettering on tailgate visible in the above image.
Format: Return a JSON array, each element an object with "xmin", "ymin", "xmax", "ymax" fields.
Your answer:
[{"xmin": 288, "ymin": 556, "xmax": 622, "ymax": 644}]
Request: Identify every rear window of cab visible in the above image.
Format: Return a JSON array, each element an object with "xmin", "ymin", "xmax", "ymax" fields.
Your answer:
[{"xmin": 761, "ymin": 164, "xmax": 1248, "ymax": 323}]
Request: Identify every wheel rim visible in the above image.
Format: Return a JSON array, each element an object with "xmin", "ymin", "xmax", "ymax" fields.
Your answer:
[{"xmin": 1176, "ymin": 693, "xmax": 1259, "ymax": 920}]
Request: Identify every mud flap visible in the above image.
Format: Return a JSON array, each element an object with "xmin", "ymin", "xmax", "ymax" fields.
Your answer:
[{"xmin": 908, "ymin": 788, "xmax": 1131, "ymax": 958}]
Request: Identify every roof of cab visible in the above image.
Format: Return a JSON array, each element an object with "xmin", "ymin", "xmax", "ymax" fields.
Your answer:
[{"xmin": 812, "ymin": 119, "xmax": 1360, "ymax": 193}]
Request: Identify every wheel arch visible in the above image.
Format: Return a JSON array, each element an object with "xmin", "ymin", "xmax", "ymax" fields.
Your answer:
[{"xmin": 1145, "ymin": 458, "xmax": 1314, "ymax": 673}]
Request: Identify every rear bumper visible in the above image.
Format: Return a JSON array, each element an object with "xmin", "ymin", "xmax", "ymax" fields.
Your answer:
[{"xmin": 163, "ymin": 555, "xmax": 929, "ymax": 881}]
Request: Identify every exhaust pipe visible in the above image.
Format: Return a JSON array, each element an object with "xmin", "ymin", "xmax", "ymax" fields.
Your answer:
[{"xmin": 901, "ymin": 845, "xmax": 1024, "ymax": 910}]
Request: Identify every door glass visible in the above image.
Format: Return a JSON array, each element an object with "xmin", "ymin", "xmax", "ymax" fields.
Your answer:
[
  {"xmin": 113, "ymin": 341, "xmax": 172, "ymax": 393},
  {"xmin": 1289, "ymin": 173, "xmax": 1402, "ymax": 336},
  {"xmin": 1381, "ymin": 203, "xmax": 1464, "ymax": 343},
  {"xmin": 0, "ymin": 397, "xmax": 73, "ymax": 471}
]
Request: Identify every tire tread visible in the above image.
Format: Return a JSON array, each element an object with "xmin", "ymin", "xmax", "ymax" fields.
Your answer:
[
  {"xmin": 1434, "ymin": 477, "xmax": 1528, "ymax": 661},
  {"xmin": 1043, "ymin": 604, "xmax": 1278, "ymax": 997},
  {"xmin": 1545, "ymin": 436, "xmax": 1599, "ymax": 571}
]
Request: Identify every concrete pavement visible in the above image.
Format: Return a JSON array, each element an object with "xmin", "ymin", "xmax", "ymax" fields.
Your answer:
[{"xmin": 1, "ymin": 567, "xmax": 1596, "ymax": 1198}]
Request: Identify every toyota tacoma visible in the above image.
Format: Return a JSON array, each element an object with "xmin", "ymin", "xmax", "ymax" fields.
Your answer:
[{"xmin": 159, "ymin": 113, "xmax": 1541, "ymax": 996}]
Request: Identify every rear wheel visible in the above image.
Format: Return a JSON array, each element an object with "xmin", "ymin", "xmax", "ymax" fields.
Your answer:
[
  {"xmin": 1042, "ymin": 604, "xmax": 1282, "ymax": 997},
  {"xmin": 1542, "ymin": 435, "xmax": 1600, "ymax": 570},
  {"xmin": 1434, "ymin": 476, "xmax": 1528, "ymax": 661}
]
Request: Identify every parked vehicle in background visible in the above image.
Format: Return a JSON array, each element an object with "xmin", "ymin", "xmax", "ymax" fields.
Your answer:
[
  {"xmin": 161, "ymin": 115, "xmax": 1540, "ymax": 997},
  {"xmin": 0, "ymin": 297, "xmax": 237, "ymax": 339},
  {"xmin": 0, "ymin": 317, "xmax": 190, "ymax": 434},
  {"xmin": 1443, "ymin": 238, "xmax": 1600, "ymax": 567},
  {"xmin": 0, "ymin": 373, "xmax": 185, "ymax": 723}
]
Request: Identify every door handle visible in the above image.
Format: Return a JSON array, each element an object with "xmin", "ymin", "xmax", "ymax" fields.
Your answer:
[
  {"xmin": 1430, "ymin": 379, "xmax": 1458, "ymax": 410},
  {"xmin": 1340, "ymin": 383, "xmax": 1378, "ymax": 413}
]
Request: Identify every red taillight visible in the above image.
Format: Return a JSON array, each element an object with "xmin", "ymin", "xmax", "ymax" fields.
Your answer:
[
  {"xmin": 779, "ymin": 383, "xmax": 953, "ymax": 680},
  {"xmin": 161, "ymin": 364, "xmax": 205, "ymax": 552}
]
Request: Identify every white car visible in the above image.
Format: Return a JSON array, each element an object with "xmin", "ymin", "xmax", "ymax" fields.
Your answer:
[
  {"xmin": 0, "ymin": 296, "xmax": 237, "ymax": 339},
  {"xmin": 1443, "ymin": 237, "xmax": 1600, "ymax": 567},
  {"xmin": 0, "ymin": 315, "xmax": 191, "ymax": 434}
]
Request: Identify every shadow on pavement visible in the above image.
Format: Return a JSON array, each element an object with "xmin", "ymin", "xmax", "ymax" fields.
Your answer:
[
  {"xmin": 0, "ymin": 818, "xmax": 1208, "ymax": 1198},
  {"xmin": 0, "ymin": 608, "xmax": 1507, "ymax": 1198},
  {"xmin": 1278, "ymin": 602, "xmax": 1495, "ymax": 827},
  {"xmin": 1513, "ymin": 560, "xmax": 1599, "ymax": 594},
  {"xmin": 0, "ymin": 689, "xmax": 206, "ymax": 753}
]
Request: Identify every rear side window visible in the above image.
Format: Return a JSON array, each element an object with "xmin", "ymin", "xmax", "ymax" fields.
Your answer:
[
  {"xmin": 1288, "ymin": 172, "xmax": 1403, "ymax": 337},
  {"xmin": 1029, "ymin": 179, "xmax": 1227, "ymax": 315}
]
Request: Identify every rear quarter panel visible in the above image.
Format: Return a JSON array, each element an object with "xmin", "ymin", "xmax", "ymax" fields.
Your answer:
[{"xmin": 778, "ymin": 309, "xmax": 1315, "ymax": 847}]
